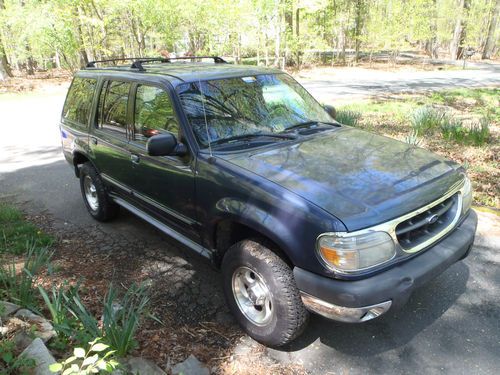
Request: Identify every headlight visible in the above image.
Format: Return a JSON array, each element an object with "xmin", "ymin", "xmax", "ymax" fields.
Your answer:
[
  {"xmin": 317, "ymin": 231, "xmax": 396, "ymax": 274},
  {"xmin": 461, "ymin": 176, "xmax": 472, "ymax": 214}
]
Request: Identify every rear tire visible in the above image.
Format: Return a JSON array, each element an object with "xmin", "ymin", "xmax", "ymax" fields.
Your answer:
[
  {"xmin": 221, "ymin": 239, "xmax": 309, "ymax": 347},
  {"xmin": 79, "ymin": 162, "xmax": 119, "ymax": 222}
]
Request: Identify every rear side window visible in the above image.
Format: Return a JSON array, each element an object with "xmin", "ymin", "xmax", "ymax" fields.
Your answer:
[
  {"xmin": 62, "ymin": 77, "xmax": 96, "ymax": 126},
  {"xmin": 97, "ymin": 80, "xmax": 131, "ymax": 136},
  {"xmin": 134, "ymin": 85, "xmax": 178, "ymax": 142}
]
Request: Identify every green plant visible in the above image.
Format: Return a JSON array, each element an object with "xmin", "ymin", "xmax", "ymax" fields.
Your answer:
[
  {"xmin": 0, "ymin": 203, "xmax": 53, "ymax": 255},
  {"xmin": 63, "ymin": 283, "xmax": 150, "ymax": 356},
  {"xmin": 39, "ymin": 282, "xmax": 82, "ymax": 341},
  {"xmin": 441, "ymin": 117, "xmax": 490, "ymax": 146},
  {"xmin": 0, "ymin": 339, "xmax": 36, "ymax": 375},
  {"xmin": 335, "ymin": 110, "xmax": 361, "ymax": 126},
  {"xmin": 404, "ymin": 130, "xmax": 422, "ymax": 146},
  {"xmin": 49, "ymin": 338, "xmax": 119, "ymax": 375},
  {"xmin": 410, "ymin": 106, "xmax": 445, "ymax": 136},
  {"xmin": 0, "ymin": 243, "xmax": 52, "ymax": 308},
  {"xmin": 102, "ymin": 284, "xmax": 150, "ymax": 357}
]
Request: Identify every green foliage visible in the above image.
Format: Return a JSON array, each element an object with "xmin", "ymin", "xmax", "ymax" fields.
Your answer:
[
  {"xmin": 42, "ymin": 282, "xmax": 150, "ymax": 357},
  {"xmin": 335, "ymin": 110, "xmax": 361, "ymax": 126},
  {"xmin": 441, "ymin": 117, "xmax": 490, "ymax": 146},
  {"xmin": 0, "ymin": 243, "xmax": 52, "ymax": 308},
  {"xmin": 49, "ymin": 338, "xmax": 119, "ymax": 375},
  {"xmin": 0, "ymin": 339, "xmax": 36, "ymax": 375},
  {"xmin": 410, "ymin": 106, "xmax": 446, "ymax": 136},
  {"xmin": 404, "ymin": 130, "xmax": 422, "ymax": 147},
  {"xmin": 0, "ymin": 203, "xmax": 53, "ymax": 255},
  {"xmin": 102, "ymin": 283, "xmax": 150, "ymax": 357}
]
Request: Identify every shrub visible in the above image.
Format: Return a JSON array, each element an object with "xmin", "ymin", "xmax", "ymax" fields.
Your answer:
[
  {"xmin": 404, "ymin": 130, "xmax": 422, "ymax": 147},
  {"xmin": 49, "ymin": 338, "xmax": 118, "ymax": 375},
  {"xmin": 335, "ymin": 110, "xmax": 361, "ymax": 126},
  {"xmin": 410, "ymin": 106, "xmax": 445, "ymax": 135},
  {"xmin": 0, "ymin": 339, "xmax": 36, "ymax": 375},
  {"xmin": 61, "ymin": 283, "xmax": 150, "ymax": 356},
  {"xmin": 0, "ymin": 243, "xmax": 52, "ymax": 308},
  {"xmin": 441, "ymin": 116, "xmax": 490, "ymax": 146}
]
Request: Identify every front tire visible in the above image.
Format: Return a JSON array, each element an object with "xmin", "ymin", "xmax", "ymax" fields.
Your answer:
[
  {"xmin": 221, "ymin": 239, "xmax": 309, "ymax": 346},
  {"xmin": 79, "ymin": 162, "xmax": 119, "ymax": 222}
]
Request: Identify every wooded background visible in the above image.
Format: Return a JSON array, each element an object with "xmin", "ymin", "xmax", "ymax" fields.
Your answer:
[{"xmin": 0, "ymin": 0, "xmax": 499, "ymax": 79}]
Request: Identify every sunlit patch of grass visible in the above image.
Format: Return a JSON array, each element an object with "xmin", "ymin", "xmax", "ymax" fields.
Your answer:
[
  {"xmin": 0, "ymin": 203, "xmax": 53, "ymax": 255},
  {"xmin": 335, "ymin": 109, "xmax": 361, "ymax": 126}
]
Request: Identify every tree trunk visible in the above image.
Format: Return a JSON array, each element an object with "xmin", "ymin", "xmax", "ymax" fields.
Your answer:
[
  {"xmin": 425, "ymin": 0, "xmax": 439, "ymax": 58},
  {"xmin": 450, "ymin": 0, "xmax": 471, "ymax": 60},
  {"xmin": 482, "ymin": 0, "xmax": 500, "ymax": 59},
  {"xmin": 0, "ymin": 0, "xmax": 12, "ymax": 79},
  {"xmin": 354, "ymin": 0, "xmax": 364, "ymax": 63}
]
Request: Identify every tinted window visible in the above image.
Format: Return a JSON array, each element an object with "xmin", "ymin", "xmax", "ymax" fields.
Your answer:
[
  {"xmin": 134, "ymin": 85, "xmax": 178, "ymax": 142},
  {"xmin": 62, "ymin": 78, "xmax": 96, "ymax": 125},
  {"xmin": 98, "ymin": 81, "xmax": 131, "ymax": 136}
]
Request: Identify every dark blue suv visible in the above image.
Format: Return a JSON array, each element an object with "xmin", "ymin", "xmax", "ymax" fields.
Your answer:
[{"xmin": 60, "ymin": 57, "xmax": 477, "ymax": 346}]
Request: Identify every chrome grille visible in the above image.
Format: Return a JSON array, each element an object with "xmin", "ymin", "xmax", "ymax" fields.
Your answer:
[{"xmin": 396, "ymin": 194, "xmax": 459, "ymax": 250}]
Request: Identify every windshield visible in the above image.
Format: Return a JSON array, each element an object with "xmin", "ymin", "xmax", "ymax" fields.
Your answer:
[{"xmin": 176, "ymin": 73, "xmax": 333, "ymax": 147}]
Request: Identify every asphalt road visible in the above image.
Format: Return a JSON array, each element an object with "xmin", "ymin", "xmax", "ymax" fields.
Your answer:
[{"xmin": 1, "ymin": 68, "xmax": 499, "ymax": 374}]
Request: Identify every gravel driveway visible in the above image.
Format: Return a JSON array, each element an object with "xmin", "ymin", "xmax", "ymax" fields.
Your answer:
[{"xmin": 1, "ymin": 67, "xmax": 499, "ymax": 374}]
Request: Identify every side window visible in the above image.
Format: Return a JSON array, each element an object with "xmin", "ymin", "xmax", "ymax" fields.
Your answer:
[
  {"xmin": 134, "ymin": 85, "xmax": 179, "ymax": 142},
  {"xmin": 62, "ymin": 77, "xmax": 96, "ymax": 126},
  {"xmin": 98, "ymin": 80, "xmax": 131, "ymax": 136}
]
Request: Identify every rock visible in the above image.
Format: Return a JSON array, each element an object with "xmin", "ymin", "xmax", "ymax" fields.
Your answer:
[
  {"xmin": 20, "ymin": 338, "xmax": 56, "ymax": 375},
  {"xmin": 171, "ymin": 355, "xmax": 210, "ymax": 375},
  {"xmin": 123, "ymin": 357, "xmax": 166, "ymax": 375},
  {"xmin": 0, "ymin": 301, "xmax": 20, "ymax": 320},
  {"xmin": 14, "ymin": 309, "xmax": 56, "ymax": 343},
  {"xmin": 13, "ymin": 330, "xmax": 35, "ymax": 351}
]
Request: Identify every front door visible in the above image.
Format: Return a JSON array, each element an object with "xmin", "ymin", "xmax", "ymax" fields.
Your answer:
[{"xmin": 126, "ymin": 83, "xmax": 199, "ymax": 240}]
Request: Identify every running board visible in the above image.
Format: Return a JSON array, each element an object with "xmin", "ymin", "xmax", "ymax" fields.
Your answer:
[{"xmin": 112, "ymin": 196, "xmax": 212, "ymax": 260}]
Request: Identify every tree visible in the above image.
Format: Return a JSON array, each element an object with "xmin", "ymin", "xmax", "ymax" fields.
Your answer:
[
  {"xmin": 0, "ymin": 0, "xmax": 12, "ymax": 80},
  {"xmin": 482, "ymin": 0, "xmax": 500, "ymax": 59},
  {"xmin": 450, "ymin": 0, "xmax": 471, "ymax": 60}
]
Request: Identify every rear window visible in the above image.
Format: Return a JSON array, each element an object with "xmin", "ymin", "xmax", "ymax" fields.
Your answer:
[{"xmin": 62, "ymin": 77, "xmax": 97, "ymax": 125}]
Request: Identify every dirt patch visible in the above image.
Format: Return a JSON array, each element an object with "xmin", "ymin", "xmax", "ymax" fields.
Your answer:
[{"xmin": 0, "ymin": 70, "xmax": 71, "ymax": 94}]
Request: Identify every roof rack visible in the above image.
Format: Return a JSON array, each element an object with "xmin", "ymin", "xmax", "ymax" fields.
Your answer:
[{"xmin": 85, "ymin": 56, "xmax": 227, "ymax": 71}]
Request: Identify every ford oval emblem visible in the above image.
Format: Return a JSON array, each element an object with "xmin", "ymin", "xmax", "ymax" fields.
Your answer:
[{"xmin": 427, "ymin": 214, "xmax": 439, "ymax": 224}]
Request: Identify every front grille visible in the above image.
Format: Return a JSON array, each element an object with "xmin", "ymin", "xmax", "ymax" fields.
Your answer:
[{"xmin": 396, "ymin": 194, "xmax": 459, "ymax": 250}]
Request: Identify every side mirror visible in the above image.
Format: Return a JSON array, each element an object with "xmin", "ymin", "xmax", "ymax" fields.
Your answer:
[
  {"xmin": 324, "ymin": 105, "xmax": 336, "ymax": 119},
  {"xmin": 146, "ymin": 133, "xmax": 187, "ymax": 157}
]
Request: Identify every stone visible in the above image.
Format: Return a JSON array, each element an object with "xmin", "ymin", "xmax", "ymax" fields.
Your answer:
[
  {"xmin": 0, "ymin": 301, "xmax": 20, "ymax": 320},
  {"xmin": 14, "ymin": 309, "xmax": 56, "ymax": 343},
  {"xmin": 13, "ymin": 330, "xmax": 35, "ymax": 351},
  {"xmin": 171, "ymin": 355, "xmax": 210, "ymax": 375},
  {"xmin": 124, "ymin": 357, "xmax": 167, "ymax": 375},
  {"xmin": 20, "ymin": 338, "xmax": 56, "ymax": 375}
]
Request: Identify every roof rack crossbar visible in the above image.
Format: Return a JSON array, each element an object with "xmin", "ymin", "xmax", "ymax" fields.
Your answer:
[
  {"xmin": 85, "ymin": 56, "xmax": 228, "ymax": 70},
  {"xmin": 85, "ymin": 57, "xmax": 169, "ymax": 69}
]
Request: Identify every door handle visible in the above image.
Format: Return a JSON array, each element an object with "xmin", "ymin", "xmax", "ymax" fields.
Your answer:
[{"xmin": 130, "ymin": 154, "xmax": 140, "ymax": 164}]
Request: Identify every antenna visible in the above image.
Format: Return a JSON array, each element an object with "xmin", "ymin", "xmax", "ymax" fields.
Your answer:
[{"xmin": 197, "ymin": 71, "xmax": 213, "ymax": 157}]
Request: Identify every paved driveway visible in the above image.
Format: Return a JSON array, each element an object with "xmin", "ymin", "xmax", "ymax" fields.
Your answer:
[{"xmin": 1, "ymin": 69, "xmax": 499, "ymax": 374}]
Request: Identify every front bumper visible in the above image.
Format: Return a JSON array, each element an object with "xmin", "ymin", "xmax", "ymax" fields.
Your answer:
[{"xmin": 295, "ymin": 209, "xmax": 477, "ymax": 322}]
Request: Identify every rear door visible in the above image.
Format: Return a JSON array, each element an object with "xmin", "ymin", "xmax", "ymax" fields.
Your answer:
[
  {"xmin": 89, "ymin": 79, "xmax": 135, "ymax": 194},
  {"xmin": 125, "ymin": 82, "xmax": 199, "ymax": 240}
]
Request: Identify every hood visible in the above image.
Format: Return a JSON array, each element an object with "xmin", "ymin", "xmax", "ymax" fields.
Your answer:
[{"xmin": 223, "ymin": 127, "xmax": 463, "ymax": 230}]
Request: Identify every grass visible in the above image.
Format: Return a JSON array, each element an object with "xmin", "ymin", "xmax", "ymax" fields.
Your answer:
[
  {"xmin": 0, "ymin": 203, "xmax": 53, "ymax": 255},
  {"xmin": 337, "ymin": 88, "xmax": 499, "ymax": 209},
  {"xmin": 335, "ymin": 109, "xmax": 361, "ymax": 126}
]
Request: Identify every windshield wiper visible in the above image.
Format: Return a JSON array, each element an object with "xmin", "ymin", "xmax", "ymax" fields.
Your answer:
[
  {"xmin": 210, "ymin": 132, "xmax": 297, "ymax": 146},
  {"xmin": 283, "ymin": 120, "xmax": 340, "ymax": 133}
]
